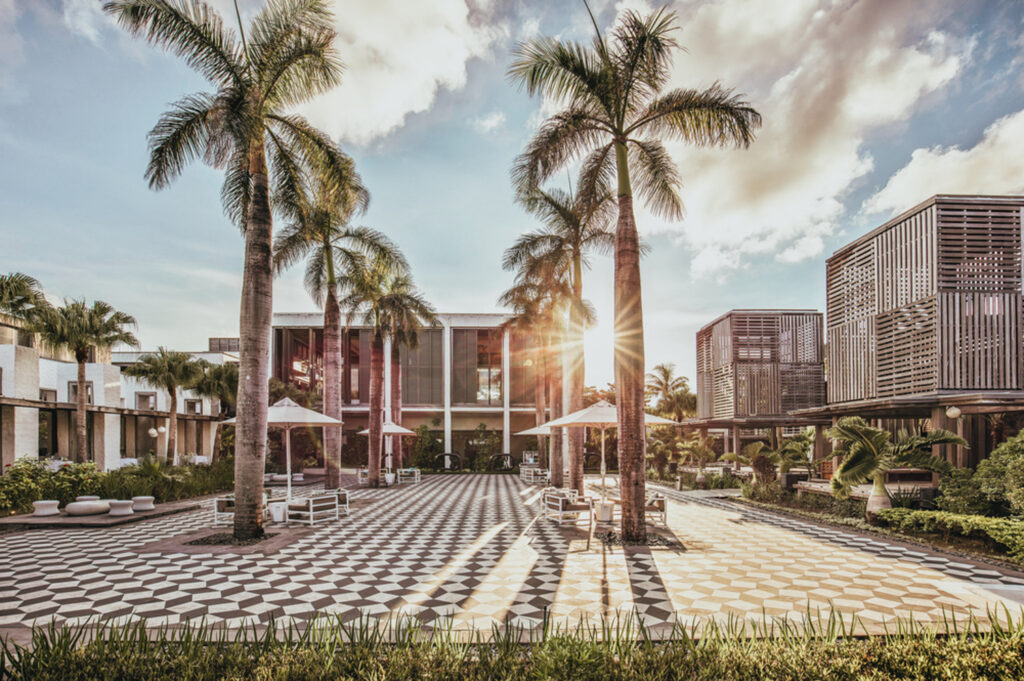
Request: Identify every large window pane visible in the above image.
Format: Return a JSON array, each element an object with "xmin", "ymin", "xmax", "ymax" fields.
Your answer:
[{"xmin": 401, "ymin": 328, "xmax": 442, "ymax": 406}]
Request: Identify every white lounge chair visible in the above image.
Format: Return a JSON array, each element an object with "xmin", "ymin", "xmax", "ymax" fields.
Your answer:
[
  {"xmin": 543, "ymin": 491, "xmax": 593, "ymax": 529},
  {"xmin": 645, "ymin": 493, "xmax": 667, "ymax": 526},
  {"xmin": 397, "ymin": 467, "xmax": 421, "ymax": 484},
  {"xmin": 287, "ymin": 493, "xmax": 340, "ymax": 526}
]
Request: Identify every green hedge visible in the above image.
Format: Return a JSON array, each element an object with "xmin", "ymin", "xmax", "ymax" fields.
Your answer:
[
  {"xmin": 874, "ymin": 508, "xmax": 1024, "ymax": 560},
  {"xmin": 0, "ymin": 458, "xmax": 234, "ymax": 515},
  {"xmin": 3, "ymin": 616, "xmax": 1023, "ymax": 681}
]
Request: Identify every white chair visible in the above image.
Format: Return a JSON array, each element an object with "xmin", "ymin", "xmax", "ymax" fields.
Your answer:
[
  {"xmin": 644, "ymin": 493, "xmax": 667, "ymax": 526},
  {"xmin": 214, "ymin": 493, "xmax": 270, "ymax": 525},
  {"xmin": 543, "ymin": 491, "xmax": 594, "ymax": 529},
  {"xmin": 397, "ymin": 468, "xmax": 421, "ymax": 484},
  {"xmin": 357, "ymin": 468, "xmax": 370, "ymax": 486},
  {"xmin": 287, "ymin": 493, "xmax": 340, "ymax": 526}
]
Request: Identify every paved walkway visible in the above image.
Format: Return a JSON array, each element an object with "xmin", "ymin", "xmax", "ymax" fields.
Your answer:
[{"xmin": 0, "ymin": 475, "xmax": 1021, "ymax": 635}]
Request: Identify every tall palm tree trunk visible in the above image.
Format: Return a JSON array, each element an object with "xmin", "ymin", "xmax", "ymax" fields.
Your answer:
[
  {"xmin": 74, "ymin": 352, "xmax": 88, "ymax": 463},
  {"xmin": 323, "ymin": 288, "xmax": 343, "ymax": 488},
  {"xmin": 567, "ymin": 265, "xmax": 586, "ymax": 494},
  {"xmin": 368, "ymin": 333, "xmax": 385, "ymax": 488},
  {"xmin": 614, "ymin": 144, "xmax": 647, "ymax": 542},
  {"xmin": 533, "ymin": 344, "xmax": 547, "ymax": 461},
  {"xmin": 233, "ymin": 144, "xmax": 273, "ymax": 540},
  {"xmin": 168, "ymin": 389, "xmax": 178, "ymax": 465},
  {"xmin": 390, "ymin": 344, "xmax": 403, "ymax": 469},
  {"xmin": 547, "ymin": 332, "xmax": 564, "ymax": 487}
]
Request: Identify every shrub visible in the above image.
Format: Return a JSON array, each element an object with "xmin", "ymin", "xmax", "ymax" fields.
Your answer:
[
  {"xmin": 874, "ymin": 508, "xmax": 1024, "ymax": 561},
  {"xmin": 938, "ymin": 432, "xmax": 1024, "ymax": 517},
  {"xmin": 409, "ymin": 425, "xmax": 443, "ymax": 470},
  {"xmin": 0, "ymin": 457, "xmax": 234, "ymax": 515},
  {"xmin": 740, "ymin": 481, "xmax": 867, "ymax": 518}
]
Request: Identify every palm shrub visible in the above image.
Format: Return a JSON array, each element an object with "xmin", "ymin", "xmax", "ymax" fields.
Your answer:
[
  {"xmin": 678, "ymin": 432, "xmax": 719, "ymax": 487},
  {"xmin": 508, "ymin": 4, "xmax": 760, "ymax": 541},
  {"xmin": 105, "ymin": 0, "xmax": 347, "ymax": 539},
  {"xmin": 828, "ymin": 417, "xmax": 963, "ymax": 519},
  {"xmin": 722, "ymin": 441, "xmax": 779, "ymax": 485}
]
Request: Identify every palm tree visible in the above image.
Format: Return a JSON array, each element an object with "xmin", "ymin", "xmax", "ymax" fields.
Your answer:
[
  {"xmin": 645, "ymin": 363, "xmax": 687, "ymax": 406},
  {"xmin": 382, "ymin": 279, "xmax": 437, "ymax": 470},
  {"xmin": 505, "ymin": 182, "xmax": 614, "ymax": 493},
  {"xmin": 500, "ymin": 297, "xmax": 548, "ymax": 460},
  {"xmin": 273, "ymin": 155, "xmax": 402, "ymax": 488},
  {"xmin": 30, "ymin": 300, "xmax": 139, "ymax": 462},
  {"xmin": 509, "ymin": 5, "xmax": 760, "ymax": 541},
  {"xmin": 0, "ymin": 272, "xmax": 48, "ymax": 321},
  {"xmin": 191, "ymin": 361, "xmax": 239, "ymax": 461},
  {"xmin": 722, "ymin": 441, "xmax": 781, "ymax": 486},
  {"xmin": 106, "ymin": 0, "xmax": 345, "ymax": 539},
  {"xmin": 123, "ymin": 348, "xmax": 207, "ymax": 465},
  {"xmin": 339, "ymin": 253, "xmax": 419, "ymax": 487},
  {"xmin": 828, "ymin": 417, "xmax": 962, "ymax": 518}
]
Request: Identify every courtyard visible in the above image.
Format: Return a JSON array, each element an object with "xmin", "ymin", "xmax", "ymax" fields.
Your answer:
[{"xmin": 1, "ymin": 474, "xmax": 1021, "ymax": 640}]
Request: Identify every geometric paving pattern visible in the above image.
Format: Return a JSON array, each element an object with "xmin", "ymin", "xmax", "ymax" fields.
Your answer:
[{"xmin": 0, "ymin": 474, "xmax": 1021, "ymax": 634}]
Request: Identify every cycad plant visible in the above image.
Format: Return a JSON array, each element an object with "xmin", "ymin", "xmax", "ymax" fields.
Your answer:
[
  {"xmin": 722, "ymin": 441, "xmax": 779, "ymax": 486},
  {"xmin": 828, "ymin": 416, "xmax": 962, "ymax": 517},
  {"xmin": 31, "ymin": 301, "xmax": 139, "ymax": 462},
  {"xmin": 273, "ymin": 156, "xmax": 401, "ymax": 488},
  {"xmin": 509, "ymin": 4, "xmax": 760, "ymax": 540},
  {"xmin": 106, "ymin": 0, "xmax": 347, "ymax": 539},
  {"xmin": 123, "ymin": 348, "xmax": 208, "ymax": 465},
  {"xmin": 678, "ymin": 432, "xmax": 719, "ymax": 487}
]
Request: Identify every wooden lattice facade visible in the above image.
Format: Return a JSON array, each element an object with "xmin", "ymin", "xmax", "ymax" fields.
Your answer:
[
  {"xmin": 827, "ymin": 195, "xmax": 1024, "ymax": 405},
  {"xmin": 696, "ymin": 310, "xmax": 825, "ymax": 420}
]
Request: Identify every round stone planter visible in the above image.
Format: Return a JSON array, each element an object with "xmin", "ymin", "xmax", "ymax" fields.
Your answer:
[
  {"xmin": 131, "ymin": 496, "xmax": 156, "ymax": 511},
  {"xmin": 271, "ymin": 474, "xmax": 289, "ymax": 482},
  {"xmin": 108, "ymin": 500, "xmax": 134, "ymax": 517},
  {"xmin": 32, "ymin": 500, "xmax": 60, "ymax": 517},
  {"xmin": 65, "ymin": 500, "xmax": 110, "ymax": 516},
  {"xmin": 75, "ymin": 495, "xmax": 100, "ymax": 502}
]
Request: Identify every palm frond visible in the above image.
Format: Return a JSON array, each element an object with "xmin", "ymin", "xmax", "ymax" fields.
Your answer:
[
  {"xmin": 627, "ymin": 138, "xmax": 683, "ymax": 220},
  {"xmin": 511, "ymin": 107, "xmax": 608, "ymax": 192},
  {"xmin": 144, "ymin": 92, "xmax": 217, "ymax": 189},
  {"xmin": 630, "ymin": 84, "xmax": 761, "ymax": 147}
]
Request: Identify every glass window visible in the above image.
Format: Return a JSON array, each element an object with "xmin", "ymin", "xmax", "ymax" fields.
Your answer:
[
  {"xmin": 40, "ymin": 389, "xmax": 57, "ymax": 402},
  {"xmin": 185, "ymin": 399, "xmax": 202, "ymax": 415},
  {"xmin": 400, "ymin": 328, "xmax": 442, "ymax": 406},
  {"xmin": 68, "ymin": 381, "xmax": 93, "ymax": 405},
  {"xmin": 510, "ymin": 332, "xmax": 537, "ymax": 406},
  {"xmin": 452, "ymin": 329, "xmax": 503, "ymax": 406},
  {"xmin": 136, "ymin": 392, "xmax": 157, "ymax": 410}
]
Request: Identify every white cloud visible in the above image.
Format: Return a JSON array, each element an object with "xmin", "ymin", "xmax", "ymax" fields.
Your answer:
[
  {"xmin": 62, "ymin": 0, "xmax": 109, "ymax": 44},
  {"xmin": 298, "ymin": 0, "xmax": 503, "ymax": 145},
  {"xmin": 615, "ymin": 0, "xmax": 966, "ymax": 278},
  {"xmin": 469, "ymin": 110, "xmax": 505, "ymax": 133},
  {"xmin": 864, "ymin": 109, "xmax": 1024, "ymax": 215},
  {"xmin": 0, "ymin": 0, "xmax": 24, "ymax": 91}
]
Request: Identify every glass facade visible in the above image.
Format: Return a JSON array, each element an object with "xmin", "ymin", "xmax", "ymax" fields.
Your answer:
[
  {"xmin": 273, "ymin": 326, "xmax": 371, "ymax": 404},
  {"xmin": 509, "ymin": 331, "xmax": 537, "ymax": 406},
  {"xmin": 452, "ymin": 329, "xmax": 502, "ymax": 406},
  {"xmin": 400, "ymin": 328, "xmax": 443, "ymax": 406}
]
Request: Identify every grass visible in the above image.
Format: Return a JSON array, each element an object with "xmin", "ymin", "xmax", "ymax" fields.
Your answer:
[{"xmin": 3, "ymin": 610, "xmax": 1023, "ymax": 680}]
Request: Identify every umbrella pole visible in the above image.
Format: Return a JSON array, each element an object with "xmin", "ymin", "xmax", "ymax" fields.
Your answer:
[
  {"xmin": 286, "ymin": 427, "xmax": 292, "ymax": 502},
  {"xmin": 601, "ymin": 427, "xmax": 607, "ymax": 502}
]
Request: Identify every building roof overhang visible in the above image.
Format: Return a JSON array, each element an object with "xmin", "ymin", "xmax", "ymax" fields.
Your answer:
[
  {"xmin": 0, "ymin": 396, "xmax": 222, "ymax": 420},
  {"xmin": 792, "ymin": 391, "xmax": 1024, "ymax": 419},
  {"xmin": 684, "ymin": 414, "xmax": 832, "ymax": 429}
]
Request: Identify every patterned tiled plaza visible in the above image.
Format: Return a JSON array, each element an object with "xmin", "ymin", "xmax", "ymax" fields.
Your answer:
[{"xmin": 0, "ymin": 474, "xmax": 1022, "ymax": 635}]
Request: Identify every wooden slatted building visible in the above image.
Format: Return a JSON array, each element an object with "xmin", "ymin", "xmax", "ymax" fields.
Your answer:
[
  {"xmin": 693, "ymin": 309, "xmax": 828, "ymax": 454},
  {"xmin": 812, "ymin": 194, "xmax": 1024, "ymax": 466}
]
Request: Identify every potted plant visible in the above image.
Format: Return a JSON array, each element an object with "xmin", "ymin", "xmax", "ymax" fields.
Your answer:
[{"xmin": 678, "ymin": 433, "xmax": 719, "ymax": 489}]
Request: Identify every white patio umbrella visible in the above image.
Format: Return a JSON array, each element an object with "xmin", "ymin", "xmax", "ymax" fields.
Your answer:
[
  {"xmin": 222, "ymin": 397, "xmax": 342, "ymax": 501},
  {"xmin": 542, "ymin": 400, "xmax": 678, "ymax": 501},
  {"xmin": 515, "ymin": 424, "xmax": 552, "ymax": 436},
  {"xmin": 358, "ymin": 421, "xmax": 416, "ymax": 471}
]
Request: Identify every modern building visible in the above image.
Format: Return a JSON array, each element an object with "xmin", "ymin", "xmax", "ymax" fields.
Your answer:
[
  {"xmin": 690, "ymin": 309, "xmax": 829, "ymax": 455},
  {"xmin": 801, "ymin": 194, "xmax": 1024, "ymax": 466},
  {"xmin": 272, "ymin": 312, "xmax": 546, "ymax": 456},
  {"xmin": 0, "ymin": 336, "xmax": 232, "ymax": 469}
]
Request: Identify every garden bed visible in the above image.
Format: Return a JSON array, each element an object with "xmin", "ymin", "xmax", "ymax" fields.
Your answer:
[
  {"xmin": 3, "ymin": 616, "xmax": 1023, "ymax": 680},
  {"xmin": 730, "ymin": 497, "xmax": 1024, "ymax": 574}
]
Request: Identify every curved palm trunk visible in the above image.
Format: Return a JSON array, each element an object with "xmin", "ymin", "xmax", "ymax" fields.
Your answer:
[
  {"xmin": 368, "ymin": 333, "xmax": 385, "ymax": 488},
  {"xmin": 567, "ymin": 263, "xmax": 586, "ymax": 495},
  {"xmin": 74, "ymin": 353, "xmax": 88, "ymax": 463},
  {"xmin": 167, "ymin": 389, "xmax": 178, "ymax": 466},
  {"xmin": 614, "ymin": 143, "xmax": 647, "ymax": 542},
  {"xmin": 533, "ymin": 343, "xmax": 547, "ymax": 461},
  {"xmin": 233, "ymin": 143, "xmax": 273, "ymax": 540},
  {"xmin": 390, "ymin": 344, "xmax": 403, "ymax": 469},
  {"xmin": 547, "ymin": 332, "xmax": 564, "ymax": 487},
  {"xmin": 323, "ymin": 288, "xmax": 343, "ymax": 489}
]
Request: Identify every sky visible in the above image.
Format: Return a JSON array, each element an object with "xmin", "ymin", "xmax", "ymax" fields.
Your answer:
[{"xmin": 2, "ymin": 0, "xmax": 1024, "ymax": 388}]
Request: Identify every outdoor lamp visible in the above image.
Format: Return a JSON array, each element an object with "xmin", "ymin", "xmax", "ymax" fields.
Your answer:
[
  {"xmin": 147, "ymin": 428, "xmax": 158, "ymax": 438},
  {"xmin": 945, "ymin": 406, "xmax": 962, "ymax": 420},
  {"xmin": 158, "ymin": 426, "xmax": 167, "ymax": 434}
]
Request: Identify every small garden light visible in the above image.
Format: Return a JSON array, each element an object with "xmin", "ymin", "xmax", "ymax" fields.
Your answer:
[{"xmin": 946, "ymin": 406, "xmax": 962, "ymax": 420}]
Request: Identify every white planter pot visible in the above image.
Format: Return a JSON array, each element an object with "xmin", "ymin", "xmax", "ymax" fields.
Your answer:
[
  {"xmin": 268, "ymin": 502, "xmax": 287, "ymax": 523},
  {"xmin": 32, "ymin": 500, "xmax": 60, "ymax": 517},
  {"xmin": 384, "ymin": 473, "xmax": 396, "ymax": 485},
  {"xmin": 596, "ymin": 502, "xmax": 615, "ymax": 523}
]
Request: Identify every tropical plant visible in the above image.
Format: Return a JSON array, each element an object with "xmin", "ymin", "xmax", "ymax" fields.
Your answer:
[
  {"xmin": 30, "ymin": 300, "xmax": 138, "ymax": 462},
  {"xmin": 722, "ymin": 441, "xmax": 778, "ymax": 486},
  {"xmin": 106, "ymin": 0, "xmax": 346, "ymax": 539},
  {"xmin": 339, "ymin": 252, "xmax": 426, "ymax": 487},
  {"xmin": 507, "ymin": 180, "xmax": 614, "ymax": 493},
  {"xmin": 0, "ymin": 272, "xmax": 48, "ymax": 320},
  {"xmin": 122, "ymin": 348, "xmax": 207, "ymax": 465},
  {"xmin": 190, "ymin": 361, "xmax": 239, "ymax": 463},
  {"xmin": 273, "ymin": 156, "xmax": 401, "ymax": 487},
  {"xmin": 645, "ymin": 363, "xmax": 686, "ymax": 405},
  {"xmin": 509, "ymin": 5, "xmax": 760, "ymax": 541},
  {"xmin": 678, "ymin": 432, "xmax": 719, "ymax": 486},
  {"xmin": 828, "ymin": 417, "xmax": 963, "ymax": 518}
]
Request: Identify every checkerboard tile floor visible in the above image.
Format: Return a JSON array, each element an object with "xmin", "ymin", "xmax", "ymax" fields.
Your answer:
[{"xmin": 0, "ymin": 474, "xmax": 1020, "ymax": 632}]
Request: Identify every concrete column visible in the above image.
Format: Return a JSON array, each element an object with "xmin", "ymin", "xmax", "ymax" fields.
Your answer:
[
  {"xmin": 812, "ymin": 424, "xmax": 825, "ymax": 462},
  {"xmin": 92, "ymin": 412, "xmax": 120, "ymax": 471},
  {"xmin": 731, "ymin": 425, "xmax": 741, "ymax": 471},
  {"xmin": 383, "ymin": 338, "xmax": 392, "ymax": 456},
  {"xmin": 0, "ymin": 345, "xmax": 41, "ymax": 465},
  {"xmin": 155, "ymin": 417, "xmax": 169, "ymax": 462},
  {"xmin": 125, "ymin": 416, "xmax": 136, "ymax": 457},
  {"xmin": 502, "ymin": 328, "xmax": 510, "ymax": 453},
  {"xmin": 201, "ymin": 421, "xmax": 216, "ymax": 458},
  {"xmin": 442, "ymin": 320, "xmax": 452, "ymax": 452}
]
